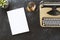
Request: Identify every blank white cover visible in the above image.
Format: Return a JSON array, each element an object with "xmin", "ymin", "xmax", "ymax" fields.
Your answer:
[{"xmin": 7, "ymin": 8, "xmax": 29, "ymax": 35}]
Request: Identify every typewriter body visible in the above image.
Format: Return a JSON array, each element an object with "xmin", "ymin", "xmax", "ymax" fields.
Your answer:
[{"xmin": 39, "ymin": 1, "xmax": 60, "ymax": 27}]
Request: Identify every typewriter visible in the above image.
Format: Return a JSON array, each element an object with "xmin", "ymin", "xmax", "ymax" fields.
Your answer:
[{"xmin": 39, "ymin": 1, "xmax": 60, "ymax": 27}]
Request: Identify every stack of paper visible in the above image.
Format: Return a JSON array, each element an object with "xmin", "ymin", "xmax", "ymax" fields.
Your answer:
[{"xmin": 7, "ymin": 7, "xmax": 29, "ymax": 35}]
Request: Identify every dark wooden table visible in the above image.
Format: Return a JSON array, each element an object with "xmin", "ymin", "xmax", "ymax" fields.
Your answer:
[{"xmin": 0, "ymin": 0, "xmax": 60, "ymax": 40}]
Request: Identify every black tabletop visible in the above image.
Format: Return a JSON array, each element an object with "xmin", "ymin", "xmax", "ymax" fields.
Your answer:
[{"xmin": 0, "ymin": 0, "xmax": 60, "ymax": 40}]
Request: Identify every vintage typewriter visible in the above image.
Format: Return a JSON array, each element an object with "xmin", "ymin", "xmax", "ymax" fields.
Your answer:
[{"xmin": 39, "ymin": 1, "xmax": 60, "ymax": 27}]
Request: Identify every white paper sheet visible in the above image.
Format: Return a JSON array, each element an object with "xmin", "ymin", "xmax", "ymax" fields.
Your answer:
[{"xmin": 7, "ymin": 7, "xmax": 29, "ymax": 35}]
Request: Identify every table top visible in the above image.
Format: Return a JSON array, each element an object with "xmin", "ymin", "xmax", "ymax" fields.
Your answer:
[{"xmin": 0, "ymin": 0, "xmax": 60, "ymax": 40}]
